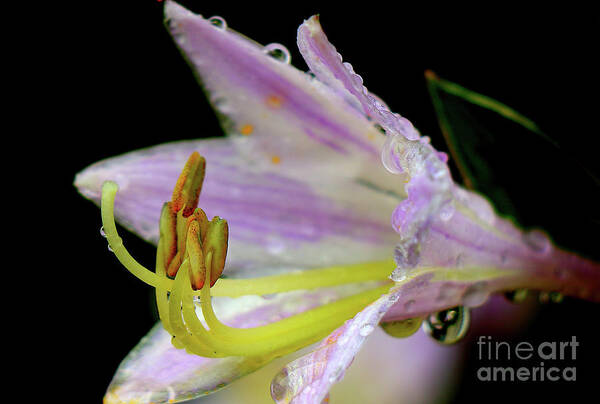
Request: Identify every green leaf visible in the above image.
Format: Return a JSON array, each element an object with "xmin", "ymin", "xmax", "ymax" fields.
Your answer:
[{"xmin": 426, "ymin": 71, "xmax": 599, "ymax": 258}]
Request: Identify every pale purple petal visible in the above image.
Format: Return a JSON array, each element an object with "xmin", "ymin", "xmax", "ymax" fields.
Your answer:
[
  {"xmin": 104, "ymin": 323, "xmax": 271, "ymax": 404},
  {"xmin": 297, "ymin": 16, "xmax": 421, "ymax": 141},
  {"xmin": 106, "ymin": 284, "xmax": 376, "ymax": 404},
  {"xmin": 75, "ymin": 139, "xmax": 400, "ymax": 277},
  {"xmin": 270, "ymin": 288, "xmax": 400, "ymax": 404},
  {"xmin": 382, "ymin": 181, "xmax": 600, "ymax": 324},
  {"xmin": 164, "ymin": 1, "xmax": 397, "ymax": 194},
  {"xmin": 328, "ymin": 330, "xmax": 460, "ymax": 404}
]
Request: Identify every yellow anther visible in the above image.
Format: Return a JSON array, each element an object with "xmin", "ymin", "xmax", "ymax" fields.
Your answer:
[
  {"xmin": 159, "ymin": 202, "xmax": 178, "ymax": 270},
  {"xmin": 186, "ymin": 220, "xmax": 206, "ymax": 290},
  {"xmin": 271, "ymin": 155, "xmax": 281, "ymax": 164},
  {"xmin": 202, "ymin": 217, "xmax": 229, "ymax": 287},
  {"xmin": 171, "ymin": 151, "xmax": 206, "ymax": 217}
]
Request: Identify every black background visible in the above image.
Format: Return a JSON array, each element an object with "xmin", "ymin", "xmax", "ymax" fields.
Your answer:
[{"xmin": 58, "ymin": 1, "xmax": 599, "ymax": 403}]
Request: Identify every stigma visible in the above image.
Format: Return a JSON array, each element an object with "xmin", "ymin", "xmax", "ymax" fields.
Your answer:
[{"xmin": 100, "ymin": 153, "xmax": 394, "ymax": 359}]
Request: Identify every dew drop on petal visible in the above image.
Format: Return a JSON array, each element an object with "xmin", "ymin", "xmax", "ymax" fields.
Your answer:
[
  {"xmin": 522, "ymin": 230, "xmax": 551, "ymax": 254},
  {"xmin": 264, "ymin": 43, "xmax": 291, "ymax": 64},
  {"xmin": 380, "ymin": 317, "xmax": 423, "ymax": 338},
  {"xmin": 337, "ymin": 334, "xmax": 349, "ymax": 346},
  {"xmin": 438, "ymin": 201, "xmax": 455, "ymax": 221},
  {"xmin": 461, "ymin": 281, "xmax": 490, "ymax": 308},
  {"xmin": 99, "ymin": 226, "xmax": 107, "ymax": 238},
  {"xmin": 504, "ymin": 288, "xmax": 528, "ymax": 303},
  {"xmin": 390, "ymin": 266, "xmax": 412, "ymax": 282},
  {"xmin": 208, "ymin": 16, "xmax": 227, "ymax": 29},
  {"xmin": 454, "ymin": 253, "xmax": 465, "ymax": 268},
  {"xmin": 328, "ymin": 367, "xmax": 344, "ymax": 384},
  {"xmin": 422, "ymin": 306, "xmax": 470, "ymax": 345},
  {"xmin": 270, "ymin": 368, "xmax": 290, "ymax": 402},
  {"xmin": 107, "ymin": 243, "xmax": 114, "ymax": 252},
  {"xmin": 359, "ymin": 323, "xmax": 375, "ymax": 337},
  {"xmin": 539, "ymin": 291, "xmax": 563, "ymax": 303},
  {"xmin": 381, "ymin": 134, "xmax": 405, "ymax": 174}
]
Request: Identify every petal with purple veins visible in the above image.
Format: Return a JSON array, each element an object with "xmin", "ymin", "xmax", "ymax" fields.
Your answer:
[
  {"xmin": 164, "ymin": 1, "xmax": 396, "ymax": 193},
  {"xmin": 297, "ymin": 16, "xmax": 421, "ymax": 141},
  {"xmin": 75, "ymin": 139, "xmax": 401, "ymax": 277},
  {"xmin": 269, "ymin": 288, "xmax": 400, "ymax": 404},
  {"xmin": 105, "ymin": 283, "xmax": 377, "ymax": 404}
]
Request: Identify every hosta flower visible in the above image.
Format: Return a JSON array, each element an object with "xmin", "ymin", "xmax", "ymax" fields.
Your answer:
[{"xmin": 75, "ymin": 2, "xmax": 600, "ymax": 403}]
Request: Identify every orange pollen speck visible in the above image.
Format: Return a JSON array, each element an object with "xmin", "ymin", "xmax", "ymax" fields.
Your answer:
[
  {"xmin": 266, "ymin": 94, "xmax": 283, "ymax": 108},
  {"xmin": 240, "ymin": 124, "xmax": 254, "ymax": 135},
  {"xmin": 271, "ymin": 155, "xmax": 281, "ymax": 164}
]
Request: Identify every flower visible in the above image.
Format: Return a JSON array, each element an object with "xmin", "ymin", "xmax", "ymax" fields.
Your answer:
[{"xmin": 74, "ymin": 2, "xmax": 600, "ymax": 403}]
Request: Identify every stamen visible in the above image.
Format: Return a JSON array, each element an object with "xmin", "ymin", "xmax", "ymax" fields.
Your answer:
[
  {"xmin": 170, "ymin": 152, "xmax": 206, "ymax": 217},
  {"xmin": 100, "ymin": 152, "xmax": 401, "ymax": 360},
  {"xmin": 159, "ymin": 203, "xmax": 177, "ymax": 271},
  {"xmin": 186, "ymin": 220, "xmax": 206, "ymax": 290}
]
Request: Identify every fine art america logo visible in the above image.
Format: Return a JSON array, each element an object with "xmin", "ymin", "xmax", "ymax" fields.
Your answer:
[{"xmin": 476, "ymin": 336, "xmax": 578, "ymax": 382}]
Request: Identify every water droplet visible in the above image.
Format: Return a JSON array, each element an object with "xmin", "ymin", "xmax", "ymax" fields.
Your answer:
[
  {"xmin": 381, "ymin": 134, "xmax": 405, "ymax": 174},
  {"xmin": 404, "ymin": 299, "xmax": 416, "ymax": 312},
  {"xmin": 380, "ymin": 317, "xmax": 423, "ymax": 338},
  {"xmin": 359, "ymin": 323, "xmax": 375, "ymax": 337},
  {"xmin": 390, "ymin": 266, "xmax": 412, "ymax": 282},
  {"xmin": 99, "ymin": 226, "xmax": 107, "ymax": 238},
  {"xmin": 461, "ymin": 281, "xmax": 490, "ymax": 308},
  {"xmin": 374, "ymin": 123, "xmax": 386, "ymax": 134},
  {"xmin": 437, "ymin": 283, "xmax": 461, "ymax": 302},
  {"xmin": 208, "ymin": 16, "xmax": 227, "ymax": 29},
  {"xmin": 107, "ymin": 244, "xmax": 114, "ymax": 252},
  {"xmin": 522, "ymin": 230, "xmax": 551, "ymax": 254},
  {"xmin": 439, "ymin": 202, "xmax": 455, "ymax": 221},
  {"xmin": 504, "ymin": 289, "xmax": 528, "ymax": 304},
  {"xmin": 454, "ymin": 253, "xmax": 465, "ymax": 268},
  {"xmin": 422, "ymin": 306, "xmax": 470, "ymax": 345},
  {"xmin": 337, "ymin": 334, "xmax": 349, "ymax": 346},
  {"xmin": 270, "ymin": 368, "xmax": 290, "ymax": 402},
  {"xmin": 328, "ymin": 367, "xmax": 344, "ymax": 384},
  {"xmin": 425, "ymin": 155, "xmax": 446, "ymax": 180},
  {"xmin": 539, "ymin": 291, "xmax": 563, "ymax": 303},
  {"xmin": 264, "ymin": 43, "xmax": 291, "ymax": 64}
]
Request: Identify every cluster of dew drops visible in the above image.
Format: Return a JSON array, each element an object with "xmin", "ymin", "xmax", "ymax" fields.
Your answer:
[
  {"xmin": 208, "ymin": 16, "xmax": 292, "ymax": 65},
  {"xmin": 378, "ymin": 288, "xmax": 564, "ymax": 345}
]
